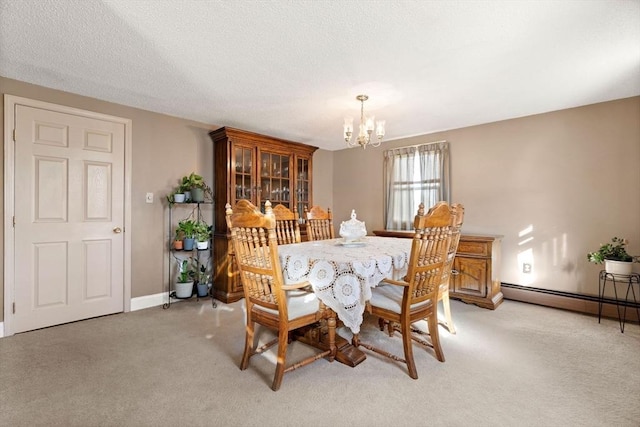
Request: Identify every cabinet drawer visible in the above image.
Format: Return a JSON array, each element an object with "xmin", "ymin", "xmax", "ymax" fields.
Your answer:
[{"xmin": 457, "ymin": 240, "xmax": 490, "ymax": 257}]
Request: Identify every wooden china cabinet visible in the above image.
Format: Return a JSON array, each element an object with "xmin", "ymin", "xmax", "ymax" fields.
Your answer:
[{"xmin": 209, "ymin": 127, "xmax": 318, "ymax": 303}]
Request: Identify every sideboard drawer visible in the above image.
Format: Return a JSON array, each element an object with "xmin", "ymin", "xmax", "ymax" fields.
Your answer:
[{"xmin": 457, "ymin": 240, "xmax": 490, "ymax": 257}]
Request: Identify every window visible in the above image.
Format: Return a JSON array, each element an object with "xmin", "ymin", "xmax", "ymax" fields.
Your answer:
[{"xmin": 383, "ymin": 141, "xmax": 450, "ymax": 230}]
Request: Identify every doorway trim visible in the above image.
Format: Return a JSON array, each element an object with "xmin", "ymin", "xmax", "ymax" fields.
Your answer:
[{"xmin": 3, "ymin": 94, "xmax": 132, "ymax": 337}]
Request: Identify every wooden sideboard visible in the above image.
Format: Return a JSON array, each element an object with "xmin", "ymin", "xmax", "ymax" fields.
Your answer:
[{"xmin": 372, "ymin": 230, "xmax": 503, "ymax": 309}]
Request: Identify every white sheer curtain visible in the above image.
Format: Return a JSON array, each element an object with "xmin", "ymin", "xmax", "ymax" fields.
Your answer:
[{"xmin": 383, "ymin": 141, "xmax": 450, "ymax": 230}]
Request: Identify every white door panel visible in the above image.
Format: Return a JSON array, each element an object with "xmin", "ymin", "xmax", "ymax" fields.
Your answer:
[{"xmin": 12, "ymin": 104, "xmax": 125, "ymax": 333}]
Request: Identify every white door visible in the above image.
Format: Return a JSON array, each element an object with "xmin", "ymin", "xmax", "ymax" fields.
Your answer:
[{"xmin": 11, "ymin": 103, "xmax": 126, "ymax": 333}]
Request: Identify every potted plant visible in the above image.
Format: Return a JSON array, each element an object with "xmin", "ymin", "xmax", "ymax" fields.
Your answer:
[
  {"xmin": 167, "ymin": 188, "xmax": 186, "ymax": 204},
  {"xmin": 180, "ymin": 172, "xmax": 213, "ymax": 203},
  {"xmin": 175, "ymin": 258, "xmax": 195, "ymax": 298},
  {"xmin": 194, "ymin": 221, "xmax": 211, "ymax": 250},
  {"xmin": 587, "ymin": 237, "xmax": 633, "ymax": 275},
  {"xmin": 178, "ymin": 219, "xmax": 197, "ymax": 251},
  {"xmin": 196, "ymin": 263, "xmax": 211, "ymax": 297},
  {"xmin": 178, "ymin": 177, "xmax": 193, "ymax": 202},
  {"xmin": 173, "ymin": 228, "xmax": 184, "ymax": 250}
]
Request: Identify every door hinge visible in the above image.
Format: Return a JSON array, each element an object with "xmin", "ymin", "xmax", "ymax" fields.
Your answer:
[
  {"xmin": 13, "ymin": 302, "xmax": 15, "ymax": 314},
  {"xmin": 13, "ymin": 216, "xmax": 15, "ymax": 227},
  {"xmin": 12, "ymin": 129, "xmax": 16, "ymax": 141}
]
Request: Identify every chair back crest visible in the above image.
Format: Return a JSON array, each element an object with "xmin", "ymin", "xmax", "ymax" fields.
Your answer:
[
  {"xmin": 272, "ymin": 204, "xmax": 301, "ymax": 245},
  {"xmin": 225, "ymin": 200, "xmax": 286, "ymax": 314},
  {"xmin": 304, "ymin": 205, "xmax": 335, "ymax": 241}
]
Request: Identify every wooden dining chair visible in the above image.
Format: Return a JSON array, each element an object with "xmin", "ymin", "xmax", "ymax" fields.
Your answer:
[
  {"xmin": 272, "ymin": 203, "xmax": 301, "ymax": 245},
  {"xmin": 304, "ymin": 205, "xmax": 335, "ymax": 241},
  {"xmin": 437, "ymin": 203, "xmax": 465, "ymax": 334},
  {"xmin": 352, "ymin": 201, "xmax": 454, "ymax": 379},
  {"xmin": 225, "ymin": 200, "xmax": 336, "ymax": 391}
]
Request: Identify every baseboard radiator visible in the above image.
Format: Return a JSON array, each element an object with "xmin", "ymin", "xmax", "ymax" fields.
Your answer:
[{"xmin": 501, "ymin": 283, "xmax": 640, "ymax": 323}]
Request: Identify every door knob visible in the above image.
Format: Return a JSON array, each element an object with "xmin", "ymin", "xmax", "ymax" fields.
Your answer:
[{"xmin": 113, "ymin": 227, "xmax": 122, "ymax": 234}]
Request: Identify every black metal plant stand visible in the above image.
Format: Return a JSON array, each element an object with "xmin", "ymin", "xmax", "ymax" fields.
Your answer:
[
  {"xmin": 598, "ymin": 270, "xmax": 640, "ymax": 333},
  {"xmin": 164, "ymin": 201, "xmax": 216, "ymax": 309}
]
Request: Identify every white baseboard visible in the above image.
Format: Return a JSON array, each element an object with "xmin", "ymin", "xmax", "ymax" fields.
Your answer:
[
  {"xmin": 130, "ymin": 292, "xmax": 170, "ymax": 311},
  {"xmin": 0, "ymin": 321, "xmax": 4, "ymax": 338}
]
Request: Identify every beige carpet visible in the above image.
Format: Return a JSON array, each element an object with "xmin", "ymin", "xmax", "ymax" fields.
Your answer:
[{"xmin": 1, "ymin": 298, "xmax": 639, "ymax": 427}]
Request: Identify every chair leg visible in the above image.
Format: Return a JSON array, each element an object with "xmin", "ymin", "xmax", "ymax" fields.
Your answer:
[
  {"xmin": 441, "ymin": 291, "xmax": 456, "ymax": 334},
  {"xmin": 428, "ymin": 311, "xmax": 445, "ymax": 362},
  {"xmin": 240, "ymin": 320, "xmax": 255, "ymax": 370},
  {"xmin": 271, "ymin": 329, "xmax": 288, "ymax": 391},
  {"xmin": 401, "ymin": 316, "xmax": 418, "ymax": 379}
]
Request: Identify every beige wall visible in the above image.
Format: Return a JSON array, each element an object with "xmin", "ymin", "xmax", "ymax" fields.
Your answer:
[
  {"xmin": 2, "ymin": 75, "xmax": 638, "ymax": 324},
  {"xmin": 333, "ymin": 96, "xmax": 640, "ymax": 296},
  {"xmin": 311, "ymin": 148, "xmax": 334, "ymax": 210}
]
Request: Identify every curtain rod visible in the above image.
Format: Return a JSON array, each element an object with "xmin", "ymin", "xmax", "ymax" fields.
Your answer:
[{"xmin": 386, "ymin": 139, "xmax": 448, "ymax": 151}]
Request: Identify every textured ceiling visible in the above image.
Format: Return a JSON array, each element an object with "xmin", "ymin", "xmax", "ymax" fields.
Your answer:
[{"xmin": 1, "ymin": 0, "xmax": 639, "ymax": 151}]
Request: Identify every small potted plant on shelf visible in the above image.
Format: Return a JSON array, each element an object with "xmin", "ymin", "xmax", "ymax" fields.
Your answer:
[
  {"xmin": 166, "ymin": 188, "xmax": 186, "ymax": 204},
  {"xmin": 194, "ymin": 221, "xmax": 211, "ymax": 250},
  {"xmin": 178, "ymin": 219, "xmax": 197, "ymax": 251},
  {"xmin": 168, "ymin": 183, "xmax": 189, "ymax": 204},
  {"xmin": 587, "ymin": 237, "xmax": 634, "ymax": 276},
  {"xmin": 196, "ymin": 263, "xmax": 211, "ymax": 297},
  {"xmin": 173, "ymin": 228, "xmax": 184, "ymax": 250},
  {"xmin": 175, "ymin": 258, "xmax": 195, "ymax": 298}
]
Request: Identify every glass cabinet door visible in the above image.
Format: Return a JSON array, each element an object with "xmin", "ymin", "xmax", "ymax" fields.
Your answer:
[
  {"xmin": 297, "ymin": 157, "xmax": 310, "ymax": 222},
  {"xmin": 234, "ymin": 145, "xmax": 254, "ymax": 202},
  {"xmin": 259, "ymin": 151, "xmax": 291, "ymax": 211}
]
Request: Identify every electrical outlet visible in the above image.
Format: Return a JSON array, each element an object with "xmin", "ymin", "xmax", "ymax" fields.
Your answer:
[
  {"xmin": 145, "ymin": 192, "xmax": 154, "ymax": 204},
  {"xmin": 523, "ymin": 263, "xmax": 532, "ymax": 274}
]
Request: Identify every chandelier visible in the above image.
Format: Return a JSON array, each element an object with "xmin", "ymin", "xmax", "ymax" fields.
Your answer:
[{"xmin": 343, "ymin": 94, "xmax": 386, "ymax": 149}]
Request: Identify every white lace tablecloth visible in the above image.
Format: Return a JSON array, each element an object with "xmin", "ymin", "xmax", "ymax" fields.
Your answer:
[{"xmin": 278, "ymin": 236, "xmax": 411, "ymax": 334}]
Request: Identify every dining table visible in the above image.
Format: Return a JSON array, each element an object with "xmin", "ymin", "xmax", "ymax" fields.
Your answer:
[{"xmin": 278, "ymin": 236, "xmax": 412, "ymax": 365}]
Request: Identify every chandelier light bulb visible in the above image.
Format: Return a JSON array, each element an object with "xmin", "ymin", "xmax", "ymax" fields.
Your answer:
[
  {"xmin": 343, "ymin": 117, "xmax": 354, "ymax": 142},
  {"xmin": 376, "ymin": 120, "xmax": 386, "ymax": 139}
]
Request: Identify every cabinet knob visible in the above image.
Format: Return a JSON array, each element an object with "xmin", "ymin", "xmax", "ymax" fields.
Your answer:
[
  {"xmin": 451, "ymin": 269, "xmax": 459, "ymax": 276},
  {"xmin": 113, "ymin": 227, "xmax": 122, "ymax": 234}
]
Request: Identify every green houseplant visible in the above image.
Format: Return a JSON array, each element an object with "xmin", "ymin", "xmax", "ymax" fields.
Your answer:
[
  {"xmin": 196, "ymin": 263, "xmax": 211, "ymax": 297},
  {"xmin": 175, "ymin": 258, "xmax": 195, "ymax": 298},
  {"xmin": 166, "ymin": 189, "xmax": 186, "ymax": 205},
  {"xmin": 178, "ymin": 219, "xmax": 197, "ymax": 250},
  {"xmin": 194, "ymin": 221, "xmax": 211, "ymax": 250},
  {"xmin": 180, "ymin": 172, "xmax": 213, "ymax": 202},
  {"xmin": 587, "ymin": 237, "xmax": 632, "ymax": 263},
  {"xmin": 587, "ymin": 237, "xmax": 633, "ymax": 275},
  {"xmin": 167, "ymin": 172, "xmax": 212, "ymax": 204},
  {"xmin": 173, "ymin": 228, "xmax": 185, "ymax": 250}
]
